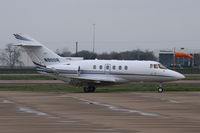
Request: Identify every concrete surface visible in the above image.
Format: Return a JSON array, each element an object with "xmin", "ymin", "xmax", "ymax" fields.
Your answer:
[{"xmin": 0, "ymin": 91, "xmax": 200, "ymax": 133}]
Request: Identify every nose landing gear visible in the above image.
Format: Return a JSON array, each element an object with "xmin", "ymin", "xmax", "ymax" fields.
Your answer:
[{"xmin": 157, "ymin": 83, "xmax": 163, "ymax": 93}]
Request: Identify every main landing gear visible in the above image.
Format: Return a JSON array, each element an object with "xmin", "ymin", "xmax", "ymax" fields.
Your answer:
[
  {"xmin": 157, "ymin": 83, "xmax": 164, "ymax": 93},
  {"xmin": 83, "ymin": 86, "xmax": 96, "ymax": 93}
]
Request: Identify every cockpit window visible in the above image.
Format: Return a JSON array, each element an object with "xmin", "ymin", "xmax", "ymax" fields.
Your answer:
[
  {"xmin": 154, "ymin": 64, "xmax": 159, "ymax": 69},
  {"xmin": 158, "ymin": 64, "xmax": 167, "ymax": 69},
  {"xmin": 150, "ymin": 64, "xmax": 153, "ymax": 68}
]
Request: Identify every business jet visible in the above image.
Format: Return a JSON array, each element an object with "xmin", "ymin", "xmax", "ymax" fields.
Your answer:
[{"xmin": 13, "ymin": 33, "xmax": 185, "ymax": 93}]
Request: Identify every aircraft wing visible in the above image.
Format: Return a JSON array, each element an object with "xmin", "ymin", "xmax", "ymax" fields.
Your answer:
[
  {"xmin": 75, "ymin": 76, "xmax": 116, "ymax": 83},
  {"xmin": 69, "ymin": 75, "xmax": 127, "ymax": 85}
]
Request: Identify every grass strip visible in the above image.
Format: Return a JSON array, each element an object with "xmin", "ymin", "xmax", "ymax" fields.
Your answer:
[
  {"xmin": 0, "ymin": 69, "xmax": 37, "ymax": 74},
  {"xmin": 0, "ymin": 84, "xmax": 200, "ymax": 92},
  {"xmin": 0, "ymin": 76, "xmax": 53, "ymax": 80}
]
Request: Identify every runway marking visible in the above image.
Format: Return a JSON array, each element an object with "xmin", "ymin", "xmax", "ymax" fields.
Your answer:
[
  {"xmin": 141, "ymin": 96, "xmax": 183, "ymax": 103},
  {"xmin": 1, "ymin": 98, "xmax": 84, "ymax": 125},
  {"xmin": 2, "ymin": 100, "xmax": 13, "ymax": 103},
  {"xmin": 1, "ymin": 99, "xmax": 52, "ymax": 118},
  {"xmin": 61, "ymin": 94, "xmax": 161, "ymax": 117},
  {"xmin": 161, "ymin": 98, "xmax": 183, "ymax": 103},
  {"xmin": 18, "ymin": 106, "xmax": 49, "ymax": 116}
]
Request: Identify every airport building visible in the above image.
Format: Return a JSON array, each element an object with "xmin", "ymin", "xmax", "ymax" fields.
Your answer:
[{"xmin": 159, "ymin": 51, "xmax": 200, "ymax": 68}]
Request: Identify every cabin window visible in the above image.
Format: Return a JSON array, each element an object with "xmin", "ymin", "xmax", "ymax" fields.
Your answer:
[
  {"xmin": 99, "ymin": 65, "xmax": 103, "ymax": 69},
  {"xmin": 112, "ymin": 65, "xmax": 116, "ymax": 70},
  {"xmin": 150, "ymin": 64, "xmax": 153, "ymax": 68},
  {"xmin": 119, "ymin": 66, "xmax": 122, "ymax": 70},
  {"xmin": 93, "ymin": 65, "xmax": 96, "ymax": 69},
  {"xmin": 124, "ymin": 66, "xmax": 128, "ymax": 70},
  {"xmin": 154, "ymin": 64, "xmax": 159, "ymax": 69}
]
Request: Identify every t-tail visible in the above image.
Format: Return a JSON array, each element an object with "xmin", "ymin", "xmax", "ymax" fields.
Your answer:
[{"xmin": 13, "ymin": 33, "xmax": 65, "ymax": 72}]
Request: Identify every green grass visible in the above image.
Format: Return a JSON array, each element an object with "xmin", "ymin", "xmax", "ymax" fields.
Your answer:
[
  {"xmin": 0, "ymin": 69, "xmax": 37, "ymax": 74},
  {"xmin": 184, "ymin": 77, "xmax": 200, "ymax": 80},
  {"xmin": 0, "ymin": 84, "xmax": 200, "ymax": 92},
  {"xmin": 0, "ymin": 85, "xmax": 82, "ymax": 92},
  {"xmin": 175, "ymin": 69, "xmax": 200, "ymax": 74},
  {"xmin": 0, "ymin": 76, "xmax": 53, "ymax": 80}
]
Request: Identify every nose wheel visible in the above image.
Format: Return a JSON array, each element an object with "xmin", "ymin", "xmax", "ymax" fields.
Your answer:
[
  {"xmin": 157, "ymin": 83, "xmax": 164, "ymax": 93},
  {"xmin": 157, "ymin": 87, "xmax": 163, "ymax": 93}
]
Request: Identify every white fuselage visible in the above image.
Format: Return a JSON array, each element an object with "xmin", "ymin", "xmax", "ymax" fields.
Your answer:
[{"xmin": 46, "ymin": 60, "xmax": 185, "ymax": 83}]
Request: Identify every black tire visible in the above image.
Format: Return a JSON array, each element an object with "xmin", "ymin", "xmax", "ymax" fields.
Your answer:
[
  {"xmin": 157, "ymin": 87, "xmax": 163, "ymax": 93},
  {"xmin": 84, "ymin": 87, "xmax": 90, "ymax": 93},
  {"xmin": 83, "ymin": 86, "xmax": 96, "ymax": 93},
  {"xmin": 89, "ymin": 86, "xmax": 96, "ymax": 92}
]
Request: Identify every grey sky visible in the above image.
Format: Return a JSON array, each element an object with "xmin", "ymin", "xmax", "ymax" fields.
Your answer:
[{"xmin": 0, "ymin": 0, "xmax": 200, "ymax": 53}]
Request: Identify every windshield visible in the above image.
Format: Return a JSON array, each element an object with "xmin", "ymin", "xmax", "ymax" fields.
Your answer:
[{"xmin": 158, "ymin": 64, "xmax": 167, "ymax": 69}]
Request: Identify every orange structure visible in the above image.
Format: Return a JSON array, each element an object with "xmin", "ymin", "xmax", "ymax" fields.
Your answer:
[{"xmin": 174, "ymin": 52, "xmax": 193, "ymax": 59}]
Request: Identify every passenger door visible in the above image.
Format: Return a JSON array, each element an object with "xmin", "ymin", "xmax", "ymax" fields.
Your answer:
[{"xmin": 104, "ymin": 64, "xmax": 111, "ymax": 74}]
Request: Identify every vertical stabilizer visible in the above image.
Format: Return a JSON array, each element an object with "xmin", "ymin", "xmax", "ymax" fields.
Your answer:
[{"xmin": 13, "ymin": 33, "xmax": 65, "ymax": 68}]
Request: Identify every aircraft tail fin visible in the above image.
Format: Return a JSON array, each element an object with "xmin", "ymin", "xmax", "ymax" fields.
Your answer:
[{"xmin": 13, "ymin": 33, "xmax": 65, "ymax": 70}]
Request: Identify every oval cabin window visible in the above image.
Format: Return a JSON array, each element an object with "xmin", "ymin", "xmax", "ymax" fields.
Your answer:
[
  {"xmin": 112, "ymin": 65, "xmax": 116, "ymax": 70},
  {"xmin": 119, "ymin": 66, "xmax": 122, "ymax": 70},
  {"xmin": 125, "ymin": 66, "xmax": 128, "ymax": 70}
]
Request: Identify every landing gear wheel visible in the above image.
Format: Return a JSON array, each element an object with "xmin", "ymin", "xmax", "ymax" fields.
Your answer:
[
  {"xmin": 84, "ymin": 87, "xmax": 90, "ymax": 93},
  {"xmin": 89, "ymin": 86, "xmax": 96, "ymax": 92},
  {"xmin": 157, "ymin": 87, "xmax": 163, "ymax": 93},
  {"xmin": 83, "ymin": 86, "xmax": 96, "ymax": 93}
]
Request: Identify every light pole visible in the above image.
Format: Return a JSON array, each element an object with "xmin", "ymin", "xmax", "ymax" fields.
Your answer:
[
  {"xmin": 75, "ymin": 41, "xmax": 78, "ymax": 57},
  {"xmin": 92, "ymin": 24, "xmax": 96, "ymax": 53}
]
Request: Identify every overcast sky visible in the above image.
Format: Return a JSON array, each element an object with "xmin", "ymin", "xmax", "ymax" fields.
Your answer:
[{"xmin": 0, "ymin": 0, "xmax": 200, "ymax": 53}]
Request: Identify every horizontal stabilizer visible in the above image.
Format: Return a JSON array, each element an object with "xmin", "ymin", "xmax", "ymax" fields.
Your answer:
[
  {"xmin": 14, "ymin": 43, "xmax": 42, "ymax": 47},
  {"xmin": 13, "ymin": 33, "xmax": 42, "ymax": 47}
]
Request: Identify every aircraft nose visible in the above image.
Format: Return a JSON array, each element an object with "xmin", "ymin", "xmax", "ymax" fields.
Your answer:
[{"xmin": 174, "ymin": 72, "xmax": 185, "ymax": 80}]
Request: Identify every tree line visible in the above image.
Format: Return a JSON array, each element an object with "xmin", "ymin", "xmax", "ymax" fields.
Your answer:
[
  {"xmin": 57, "ymin": 49, "xmax": 157, "ymax": 61},
  {"xmin": 0, "ymin": 44, "xmax": 24, "ymax": 68}
]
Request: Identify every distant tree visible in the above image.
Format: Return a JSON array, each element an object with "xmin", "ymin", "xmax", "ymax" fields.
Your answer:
[
  {"xmin": 72, "ymin": 50, "xmax": 97, "ymax": 59},
  {"xmin": 57, "ymin": 47, "xmax": 157, "ymax": 61},
  {"xmin": 109, "ymin": 52, "xmax": 121, "ymax": 60},
  {"xmin": 0, "ymin": 43, "xmax": 24, "ymax": 68},
  {"xmin": 97, "ymin": 52, "xmax": 111, "ymax": 59},
  {"xmin": 57, "ymin": 48, "xmax": 72, "ymax": 57},
  {"xmin": 120, "ymin": 50, "xmax": 157, "ymax": 60},
  {"xmin": 55, "ymin": 49, "xmax": 62, "ymax": 56}
]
